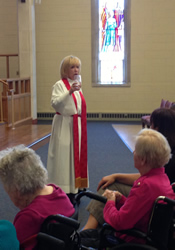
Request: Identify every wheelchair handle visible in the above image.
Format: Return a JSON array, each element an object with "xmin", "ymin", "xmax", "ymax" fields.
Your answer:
[
  {"xmin": 42, "ymin": 214, "xmax": 80, "ymax": 230},
  {"xmin": 76, "ymin": 191, "xmax": 107, "ymax": 204},
  {"xmin": 156, "ymin": 196, "xmax": 175, "ymax": 205}
]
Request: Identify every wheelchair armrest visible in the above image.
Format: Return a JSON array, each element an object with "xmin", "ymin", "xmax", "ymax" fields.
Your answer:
[
  {"xmin": 41, "ymin": 214, "xmax": 80, "ymax": 231},
  {"xmin": 75, "ymin": 191, "xmax": 107, "ymax": 204},
  {"xmin": 119, "ymin": 229, "xmax": 147, "ymax": 239},
  {"xmin": 101, "ymin": 223, "xmax": 148, "ymax": 240},
  {"xmin": 37, "ymin": 232, "xmax": 65, "ymax": 249}
]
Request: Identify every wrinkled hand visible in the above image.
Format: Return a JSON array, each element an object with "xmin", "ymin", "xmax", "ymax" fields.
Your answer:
[
  {"xmin": 103, "ymin": 189, "xmax": 122, "ymax": 203},
  {"xmin": 103, "ymin": 189, "xmax": 116, "ymax": 202},
  {"xmin": 69, "ymin": 82, "xmax": 81, "ymax": 95},
  {"xmin": 97, "ymin": 174, "xmax": 116, "ymax": 191}
]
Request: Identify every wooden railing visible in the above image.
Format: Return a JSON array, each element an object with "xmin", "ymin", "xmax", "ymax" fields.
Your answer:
[
  {"xmin": 0, "ymin": 54, "xmax": 18, "ymax": 78},
  {"xmin": 0, "ymin": 78, "xmax": 31, "ymax": 129}
]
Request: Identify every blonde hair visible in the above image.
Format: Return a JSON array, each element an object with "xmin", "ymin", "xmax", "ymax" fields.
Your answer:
[
  {"xmin": 60, "ymin": 55, "xmax": 81, "ymax": 78},
  {"xmin": 135, "ymin": 129, "xmax": 171, "ymax": 168}
]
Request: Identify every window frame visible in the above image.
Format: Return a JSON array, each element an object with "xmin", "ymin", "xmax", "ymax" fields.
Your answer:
[{"xmin": 91, "ymin": 0, "xmax": 131, "ymax": 87}]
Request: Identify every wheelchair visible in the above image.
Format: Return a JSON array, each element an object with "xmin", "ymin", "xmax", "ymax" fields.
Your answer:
[
  {"xmin": 20, "ymin": 191, "xmax": 106, "ymax": 250},
  {"xmin": 20, "ymin": 191, "xmax": 175, "ymax": 250}
]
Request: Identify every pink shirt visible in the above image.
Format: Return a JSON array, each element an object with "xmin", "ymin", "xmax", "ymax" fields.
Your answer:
[
  {"xmin": 14, "ymin": 184, "xmax": 75, "ymax": 249},
  {"xmin": 103, "ymin": 168, "xmax": 175, "ymax": 243}
]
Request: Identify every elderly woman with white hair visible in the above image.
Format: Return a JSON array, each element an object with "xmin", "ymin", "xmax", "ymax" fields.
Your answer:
[
  {"xmin": 0, "ymin": 145, "xmax": 75, "ymax": 249},
  {"xmin": 80, "ymin": 129, "xmax": 175, "ymax": 248}
]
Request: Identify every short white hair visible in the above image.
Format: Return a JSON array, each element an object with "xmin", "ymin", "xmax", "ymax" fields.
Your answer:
[
  {"xmin": 135, "ymin": 129, "xmax": 171, "ymax": 168},
  {"xmin": 0, "ymin": 145, "xmax": 48, "ymax": 195}
]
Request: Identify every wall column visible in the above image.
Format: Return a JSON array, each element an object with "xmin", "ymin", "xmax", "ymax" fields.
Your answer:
[{"xmin": 17, "ymin": 0, "xmax": 37, "ymax": 122}]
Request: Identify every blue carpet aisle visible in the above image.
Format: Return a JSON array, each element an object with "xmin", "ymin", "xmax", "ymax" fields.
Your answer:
[
  {"xmin": 0, "ymin": 121, "xmax": 137, "ymax": 229},
  {"xmin": 76, "ymin": 121, "xmax": 136, "ymax": 228},
  {"xmin": 36, "ymin": 121, "xmax": 137, "ymax": 229}
]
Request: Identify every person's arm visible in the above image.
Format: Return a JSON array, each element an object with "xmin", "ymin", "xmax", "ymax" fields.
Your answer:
[
  {"xmin": 103, "ymin": 181, "xmax": 150, "ymax": 231},
  {"xmin": 97, "ymin": 173, "xmax": 140, "ymax": 191},
  {"xmin": 14, "ymin": 211, "xmax": 40, "ymax": 244},
  {"xmin": 51, "ymin": 80, "xmax": 76, "ymax": 115}
]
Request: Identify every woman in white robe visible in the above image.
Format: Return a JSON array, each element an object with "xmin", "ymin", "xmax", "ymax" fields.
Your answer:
[{"xmin": 47, "ymin": 55, "xmax": 88, "ymax": 202}]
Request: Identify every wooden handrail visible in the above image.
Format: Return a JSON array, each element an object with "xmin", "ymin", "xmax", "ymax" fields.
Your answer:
[
  {"xmin": 0, "ymin": 54, "xmax": 18, "ymax": 56},
  {"xmin": 6, "ymin": 77, "xmax": 30, "ymax": 81},
  {"xmin": 0, "ymin": 54, "xmax": 18, "ymax": 78},
  {"xmin": 0, "ymin": 79, "xmax": 9, "ymax": 88}
]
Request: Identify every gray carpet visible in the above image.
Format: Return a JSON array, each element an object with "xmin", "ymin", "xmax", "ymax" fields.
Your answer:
[{"xmin": 0, "ymin": 121, "xmax": 137, "ymax": 229}]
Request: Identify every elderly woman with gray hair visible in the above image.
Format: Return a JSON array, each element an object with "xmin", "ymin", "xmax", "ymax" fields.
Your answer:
[{"xmin": 0, "ymin": 145, "xmax": 75, "ymax": 249}]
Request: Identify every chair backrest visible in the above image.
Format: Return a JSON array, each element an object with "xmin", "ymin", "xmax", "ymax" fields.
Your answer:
[
  {"xmin": 165, "ymin": 100, "xmax": 172, "ymax": 108},
  {"xmin": 147, "ymin": 196, "xmax": 175, "ymax": 250},
  {"xmin": 171, "ymin": 103, "xmax": 175, "ymax": 111},
  {"xmin": 160, "ymin": 99, "xmax": 167, "ymax": 108}
]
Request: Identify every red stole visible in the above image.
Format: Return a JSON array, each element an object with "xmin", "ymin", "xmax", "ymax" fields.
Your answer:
[{"xmin": 62, "ymin": 78, "xmax": 88, "ymax": 188}]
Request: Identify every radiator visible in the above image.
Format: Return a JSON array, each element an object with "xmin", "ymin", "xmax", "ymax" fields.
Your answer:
[{"xmin": 37, "ymin": 112, "xmax": 149, "ymax": 121}]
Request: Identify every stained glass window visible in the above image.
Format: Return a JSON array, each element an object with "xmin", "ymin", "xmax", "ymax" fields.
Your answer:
[{"xmin": 99, "ymin": 0, "xmax": 125, "ymax": 84}]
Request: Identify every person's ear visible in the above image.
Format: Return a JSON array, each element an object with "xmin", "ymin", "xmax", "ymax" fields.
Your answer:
[{"xmin": 141, "ymin": 156, "xmax": 147, "ymax": 166}]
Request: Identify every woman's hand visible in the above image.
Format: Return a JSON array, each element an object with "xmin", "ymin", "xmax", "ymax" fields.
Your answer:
[
  {"xmin": 103, "ymin": 189, "xmax": 116, "ymax": 201},
  {"xmin": 97, "ymin": 174, "xmax": 116, "ymax": 191},
  {"xmin": 114, "ymin": 191, "xmax": 122, "ymax": 203},
  {"xmin": 103, "ymin": 189, "xmax": 122, "ymax": 203},
  {"xmin": 69, "ymin": 82, "xmax": 81, "ymax": 95}
]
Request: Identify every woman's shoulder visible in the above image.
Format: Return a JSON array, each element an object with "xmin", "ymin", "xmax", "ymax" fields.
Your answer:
[
  {"xmin": 53, "ymin": 79, "xmax": 64, "ymax": 86},
  {"xmin": 52, "ymin": 80, "xmax": 67, "ymax": 93},
  {"xmin": 47, "ymin": 183, "xmax": 59, "ymax": 189},
  {"xmin": 133, "ymin": 168, "xmax": 167, "ymax": 188},
  {"xmin": 46, "ymin": 184, "xmax": 68, "ymax": 197}
]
